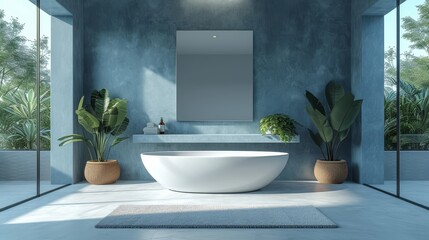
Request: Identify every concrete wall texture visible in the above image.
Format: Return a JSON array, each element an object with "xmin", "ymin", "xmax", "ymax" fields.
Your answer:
[
  {"xmin": 51, "ymin": 0, "xmax": 85, "ymax": 184},
  {"xmin": 350, "ymin": 0, "xmax": 395, "ymax": 184},
  {"xmin": 385, "ymin": 151, "xmax": 429, "ymax": 181},
  {"xmin": 0, "ymin": 151, "xmax": 50, "ymax": 181},
  {"xmin": 80, "ymin": 0, "xmax": 353, "ymax": 181}
]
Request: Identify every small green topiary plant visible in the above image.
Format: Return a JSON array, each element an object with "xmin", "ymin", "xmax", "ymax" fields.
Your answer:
[{"xmin": 260, "ymin": 114, "xmax": 298, "ymax": 143}]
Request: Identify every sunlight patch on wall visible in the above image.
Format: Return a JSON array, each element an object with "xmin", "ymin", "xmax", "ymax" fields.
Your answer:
[{"xmin": 141, "ymin": 67, "xmax": 175, "ymax": 124}]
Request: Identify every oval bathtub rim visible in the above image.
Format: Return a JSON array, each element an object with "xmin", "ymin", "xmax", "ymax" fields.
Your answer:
[{"xmin": 141, "ymin": 150, "xmax": 289, "ymax": 158}]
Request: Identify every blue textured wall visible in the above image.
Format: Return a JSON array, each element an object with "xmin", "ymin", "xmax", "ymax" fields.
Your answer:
[
  {"xmin": 51, "ymin": 15, "xmax": 74, "ymax": 184},
  {"xmin": 82, "ymin": 0, "xmax": 351, "ymax": 180},
  {"xmin": 51, "ymin": 0, "xmax": 85, "ymax": 183},
  {"xmin": 351, "ymin": 0, "xmax": 393, "ymax": 184}
]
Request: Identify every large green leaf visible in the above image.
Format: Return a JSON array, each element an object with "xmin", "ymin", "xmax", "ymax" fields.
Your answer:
[
  {"xmin": 111, "ymin": 137, "xmax": 128, "ymax": 148},
  {"xmin": 305, "ymin": 105, "xmax": 333, "ymax": 142},
  {"xmin": 103, "ymin": 110, "xmax": 118, "ymax": 130},
  {"xmin": 77, "ymin": 96, "xmax": 84, "ymax": 110},
  {"xmin": 305, "ymin": 91, "xmax": 325, "ymax": 115},
  {"xmin": 111, "ymin": 99, "xmax": 127, "ymax": 127},
  {"xmin": 330, "ymin": 93, "xmax": 363, "ymax": 131},
  {"xmin": 325, "ymin": 81, "xmax": 345, "ymax": 110},
  {"xmin": 59, "ymin": 138, "xmax": 85, "ymax": 147},
  {"xmin": 339, "ymin": 129, "xmax": 349, "ymax": 142},
  {"xmin": 90, "ymin": 89, "xmax": 110, "ymax": 121},
  {"xmin": 75, "ymin": 108, "xmax": 100, "ymax": 134},
  {"xmin": 57, "ymin": 134, "xmax": 94, "ymax": 148},
  {"xmin": 58, "ymin": 134, "xmax": 85, "ymax": 141},
  {"xmin": 111, "ymin": 117, "xmax": 129, "ymax": 136},
  {"xmin": 103, "ymin": 99, "xmax": 127, "ymax": 129},
  {"xmin": 308, "ymin": 129, "xmax": 323, "ymax": 146}
]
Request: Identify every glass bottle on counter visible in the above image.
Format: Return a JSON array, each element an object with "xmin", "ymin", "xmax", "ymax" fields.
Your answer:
[{"xmin": 158, "ymin": 117, "xmax": 165, "ymax": 134}]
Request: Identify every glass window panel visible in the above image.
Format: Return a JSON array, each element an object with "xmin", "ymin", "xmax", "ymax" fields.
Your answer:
[
  {"xmin": 0, "ymin": 0, "xmax": 37, "ymax": 209},
  {"xmin": 399, "ymin": 0, "xmax": 429, "ymax": 207}
]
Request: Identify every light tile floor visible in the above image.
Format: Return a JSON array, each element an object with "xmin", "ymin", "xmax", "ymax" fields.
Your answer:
[
  {"xmin": 0, "ymin": 181, "xmax": 428, "ymax": 240},
  {"xmin": 0, "ymin": 181, "xmax": 64, "ymax": 209},
  {"xmin": 372, "ymin": 181, "xmax": 429, "ymax": 207}
]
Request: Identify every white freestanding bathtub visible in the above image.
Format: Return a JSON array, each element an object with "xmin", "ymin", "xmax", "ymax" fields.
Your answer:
[{"xmin": 141, "ymin": 151, "xmax": 289, "ymax": 193}]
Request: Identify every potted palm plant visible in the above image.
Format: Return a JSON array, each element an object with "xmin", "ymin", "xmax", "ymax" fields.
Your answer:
[
  {"xmin": 260, "ymin": 114, "xmax": 297, "ymax": 143},
  {"xmin": 305, "ymin": 81, "xmax": 362, "ymax": 184},
  {"xmin": 58, "ymin": 89, "xmax": 129, "ymax": 184}
]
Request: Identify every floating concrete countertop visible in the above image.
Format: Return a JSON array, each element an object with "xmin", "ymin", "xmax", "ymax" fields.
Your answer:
[{"xmin": 132, "ymin": 134, "xmax": 300, "ymax": 144}]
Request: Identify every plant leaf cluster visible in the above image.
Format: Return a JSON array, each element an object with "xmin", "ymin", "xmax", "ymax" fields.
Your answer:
[
  {"xmin": 260, "ymin": 114, "xmax": 297, "ymax": 143},
  {"xmin": 58, "ymin": 89, "xmax": 129, "ymax": 161},
  {"xmin": 305, "ymin": 81, "xmax": 362, "ymax": 161},
  {"xmin": 0, "ymin": 11, "xmax": 51, "ymax": 150},
  {"xmin": 0, "ymin": 89, "xmax": 50, "ymax": 149}
]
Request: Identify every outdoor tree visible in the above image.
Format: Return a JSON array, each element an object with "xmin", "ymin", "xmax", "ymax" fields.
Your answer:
[
  {"xmin": 0, "ymin": 9, "xmax": 51, "ymax": 149},
  {"xmin": 385, "ymin": 0, "xmax": 429, "ymax": 88},
  {"xmin": 383, "ymin": 0, "xmax": 429, "ymax": 150}
]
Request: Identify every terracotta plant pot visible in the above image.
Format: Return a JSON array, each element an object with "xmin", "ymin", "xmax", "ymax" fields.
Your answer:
[
  {"xmin": 84, "ymin": 160, "xmax": 120, "ymax": 185},
  {"xmin": 314, "ymin": 159, "xmax": 348, "ymax": 184}
]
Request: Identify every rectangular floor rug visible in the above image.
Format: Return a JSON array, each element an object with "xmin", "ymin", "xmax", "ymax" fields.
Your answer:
[{"xmin": 95, "ymin": 205, "xmax": 337, "ymax": 229}]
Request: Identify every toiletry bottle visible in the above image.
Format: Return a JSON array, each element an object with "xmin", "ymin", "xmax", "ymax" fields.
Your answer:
[{"xmin": 159, "ymin": 117, "xmax": 165, "ymax": 134}]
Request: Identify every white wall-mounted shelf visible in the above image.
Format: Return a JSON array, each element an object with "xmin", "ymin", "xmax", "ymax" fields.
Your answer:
[{"xmin": 132, "ymin": 134, "xmax": 300, "ymax": 144}]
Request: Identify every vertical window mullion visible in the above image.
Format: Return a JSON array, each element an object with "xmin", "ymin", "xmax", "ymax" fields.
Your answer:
[
  {"xmin": 36, "ymin": 0, "xmax": 41, "ymax": 196},
  {"xmin": 395, "ymin": 0, "xmax": 401, "ymax": 198}
]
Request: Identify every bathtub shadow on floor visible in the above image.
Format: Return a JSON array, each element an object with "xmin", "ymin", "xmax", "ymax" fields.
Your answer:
[{"xmin": 252, "ymin": 181, "xmax": 347, "ymax": 194}]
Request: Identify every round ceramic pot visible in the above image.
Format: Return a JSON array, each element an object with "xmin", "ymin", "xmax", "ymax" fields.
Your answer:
[
  {"xmin": 314, "ymin": 159, "xmax": 348, "ymax": 184},
  {"xmin": 84, "ymin": 160, "xmax": 120, "ymax": 185}
]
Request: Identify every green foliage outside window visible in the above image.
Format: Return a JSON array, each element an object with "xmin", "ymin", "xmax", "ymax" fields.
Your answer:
[
  {"xmin": 0, "ymin": 10, "xmax": 51, "ymax": 150},
  {"xmin": 384, "ymin": 0, "xmax": 429, "ymax": 150}
]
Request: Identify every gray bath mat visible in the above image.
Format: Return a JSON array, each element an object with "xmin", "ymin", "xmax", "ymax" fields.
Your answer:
[{"xmin": 95, "ymin": 205, "xmax": 337, "ymax": 229}]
